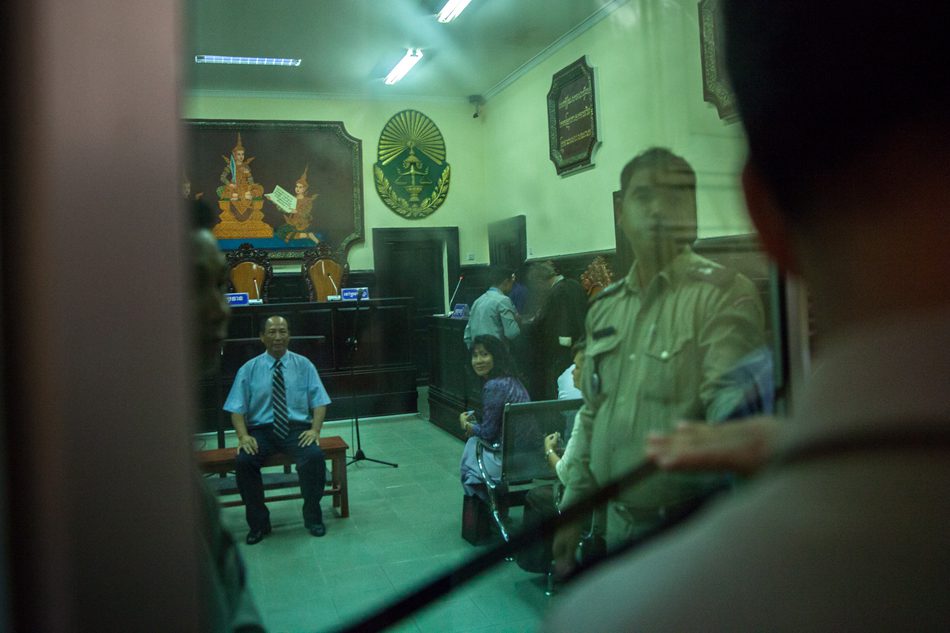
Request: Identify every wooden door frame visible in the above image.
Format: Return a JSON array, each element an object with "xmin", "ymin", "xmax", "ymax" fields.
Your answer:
[
  {"xmin": 488, "ymin": 215, "xmax": 527, "ymax": 268},
  {"xmin": 372, "ymin": 227, "xmax": 460, "ymax": 311}
]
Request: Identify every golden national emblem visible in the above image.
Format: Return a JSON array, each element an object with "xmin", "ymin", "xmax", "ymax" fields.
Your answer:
[{"xmin": 374, "ymin": 109, "xmax": 450, "ymax": 219}]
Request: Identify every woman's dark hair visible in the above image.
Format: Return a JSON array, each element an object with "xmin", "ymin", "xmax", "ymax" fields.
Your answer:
[{"xmin": 470, "ymin": 335, "xmax": 518, "ymax": 380}]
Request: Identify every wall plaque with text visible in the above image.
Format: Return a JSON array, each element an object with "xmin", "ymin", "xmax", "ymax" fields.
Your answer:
[
  {"xmin": 547, "ymin": 56, "xmax": 599, "ymax": 176},
  {"xmin": 698, "ymin": 0, "xmax": 738, "ymax": 122}
]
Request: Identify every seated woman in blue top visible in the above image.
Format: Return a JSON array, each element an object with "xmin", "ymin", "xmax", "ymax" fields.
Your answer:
[{"xmin": 459, "ymin": 334, "xmax": 531, "ymax": 501}]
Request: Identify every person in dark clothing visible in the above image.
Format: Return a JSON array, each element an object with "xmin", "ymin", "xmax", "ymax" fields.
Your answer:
[{"xmin": 525, "ymin": 262, "xmax": 588, "ymax": 400}]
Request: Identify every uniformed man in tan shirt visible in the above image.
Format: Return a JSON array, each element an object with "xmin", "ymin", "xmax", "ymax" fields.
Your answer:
[{"xmin": 554, "ymin": 148, "xmax": 765, "ymax": 562}]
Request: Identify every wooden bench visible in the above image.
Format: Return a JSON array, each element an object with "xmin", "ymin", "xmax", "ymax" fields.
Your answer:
[{"xmin": 196, "ymin": 435, "xmax": 349, "ymax": 518}]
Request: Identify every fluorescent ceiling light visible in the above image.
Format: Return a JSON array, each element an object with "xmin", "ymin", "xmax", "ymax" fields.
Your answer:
[
  {"xmin": 194, "ymin": 55, "xmax": 301, "ymax": 67},
  {"xmin": 384, "ymin": 49, "xmax": 424, "ymax": 85},
  {"xmin": 437, "ymin": 0, "xmax": 473, "ymax": 23}
]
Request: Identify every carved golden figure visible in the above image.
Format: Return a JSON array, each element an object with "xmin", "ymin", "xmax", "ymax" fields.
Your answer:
[
  {"xmin": 212, "ymin": 133, "xmax": 272, "ymax": 239},
  {"xmin": 275, "ymin": 166, "xmax": 320, "ymax": 244}
]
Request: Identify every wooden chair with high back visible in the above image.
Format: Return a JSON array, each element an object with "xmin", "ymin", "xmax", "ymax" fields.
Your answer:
[
  {"xmin": 302, "ymin": 244, "xmax": 348, "ymax": 302},
  {"xmin": 226, "ymin": 242, "xmax": 273, "ymax": 302}
]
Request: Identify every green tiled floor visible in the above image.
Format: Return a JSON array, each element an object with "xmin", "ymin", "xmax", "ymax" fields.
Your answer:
[{"xmin": 215, "ymin": 411, "xmax": 554, "ymax": 633}]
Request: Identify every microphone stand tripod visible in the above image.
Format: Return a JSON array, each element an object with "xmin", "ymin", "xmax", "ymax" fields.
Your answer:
[{"xmin": 346, "ymin": 291, "xmax": 398, "ymax": 468}]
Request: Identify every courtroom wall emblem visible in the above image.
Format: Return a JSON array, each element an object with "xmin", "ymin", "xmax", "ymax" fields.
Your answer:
[{"xmin": 374, "ymin": 110, "xmax": 450, "ymax": 219}]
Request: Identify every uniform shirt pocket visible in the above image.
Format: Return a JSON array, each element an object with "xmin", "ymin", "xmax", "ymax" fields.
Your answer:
[
  {"xmin": 585, "ymin": 333, "xmax": 621, "ymax": 406},
  {"xmin": 642, "ymin": 336, "xmax": 698, "ymax": 410}
]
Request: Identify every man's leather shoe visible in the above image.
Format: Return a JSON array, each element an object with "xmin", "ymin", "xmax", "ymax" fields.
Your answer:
[
  {"xmin": 246, "ymin": 523, "xmax": 272, "ymax": 545},
  {"xmin": 307, "ymin": 522, "xmax": 326, "ymax": 537}
]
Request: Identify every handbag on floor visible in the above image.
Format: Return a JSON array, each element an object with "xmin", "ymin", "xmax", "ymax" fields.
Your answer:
[
  {"xmin": 515, "ymin": 484, "xmax": 557, "ymax": 573},
  {"xmin": 461, "ymin": 494, "xmax": 492, "ymax": 545}
]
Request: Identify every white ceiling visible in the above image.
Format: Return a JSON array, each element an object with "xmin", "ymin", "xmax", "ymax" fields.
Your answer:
[{"xmin": 186, "ymin": 0, "xmax": 626, "ymax": 101}]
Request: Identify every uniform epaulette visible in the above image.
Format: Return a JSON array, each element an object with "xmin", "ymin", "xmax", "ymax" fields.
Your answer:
[
  {"xmin": 686, "ymin": 261, "xmax": 737, "ymax": 286},
  {"xmin": 590, "ymin": 278, "xmax": 625, "ymax": 304}
]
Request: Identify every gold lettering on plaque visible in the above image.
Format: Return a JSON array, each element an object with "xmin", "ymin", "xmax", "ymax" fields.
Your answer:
[
  {"xmin": 558, "ymin": 106, "xmax": 594, "ymax": 129},
  {"xmin": 559, "ymin": 129, "xmax": 593, "ymax": 150},
  {"xmin": 557, "ymin": 86, "xmax": 592, "ymax": 110}
]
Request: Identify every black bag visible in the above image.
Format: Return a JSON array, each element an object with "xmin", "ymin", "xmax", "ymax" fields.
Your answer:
[
  {"xmin": 515, "ymin": 484, "xmax": 556, "ymax": 573},
  {"xmin": 577, "ymin": 530, "xmax": 607, "ymax": 565},
  {"xmin": 461, "ymin": 494, "xmax": 492, "ymax": 545}
]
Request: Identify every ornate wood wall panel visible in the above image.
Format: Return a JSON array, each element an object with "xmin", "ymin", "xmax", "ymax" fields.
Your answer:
[{"xmin": 185, "ymin": 119, "xmax": 364, "ymax": 261}]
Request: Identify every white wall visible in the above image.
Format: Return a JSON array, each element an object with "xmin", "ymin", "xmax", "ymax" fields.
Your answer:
[
  {"xmin": 183, "ymin": 0, "xmax": 752, "ymax": 269},
  {"xmin": 483, "ymin": 0, "xmax": 751, "ymax": 262}
]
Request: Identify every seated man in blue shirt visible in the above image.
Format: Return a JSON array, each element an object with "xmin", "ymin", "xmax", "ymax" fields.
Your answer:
[{"xmin": 224, "ymin": 315, "xmax": 332, "ymax": 544}]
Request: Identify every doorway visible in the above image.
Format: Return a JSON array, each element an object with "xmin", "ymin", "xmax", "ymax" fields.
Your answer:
[
  {"xmin": 488, "ymin": 215, "xmax": 527, "ymax": 268},
  {"xmin": 373, "ymin": 227, "xmax": 460, "ymax": 381}
]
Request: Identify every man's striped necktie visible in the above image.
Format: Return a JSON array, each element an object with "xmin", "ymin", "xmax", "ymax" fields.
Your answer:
[{"xmin": 272, "ymin": 360, "xmax": 290, "ymax": 439}]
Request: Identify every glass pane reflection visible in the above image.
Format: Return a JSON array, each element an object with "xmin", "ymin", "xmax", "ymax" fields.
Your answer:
[{"xmin": 184, "ymin": 2, "xmax": 784, "ymax": 631}]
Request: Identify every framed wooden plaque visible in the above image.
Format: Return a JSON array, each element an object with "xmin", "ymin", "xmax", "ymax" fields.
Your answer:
[
  {"xmin": 547, "ymin": 56, "xmax": 599, "ymax": 176},
  {"xmin": 698, "ymin": 0, "xmax": 738, "ymax": 122}
]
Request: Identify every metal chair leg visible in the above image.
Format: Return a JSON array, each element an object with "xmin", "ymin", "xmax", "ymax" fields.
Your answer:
[{"xmin": 475, "ymin": 440, "xmax": 511, "ymax": 543}]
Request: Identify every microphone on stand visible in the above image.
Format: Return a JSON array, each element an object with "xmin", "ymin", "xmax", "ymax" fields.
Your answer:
[{"xmin": 446, "ymin": 274, "xmax": 464, "ymax": 315}]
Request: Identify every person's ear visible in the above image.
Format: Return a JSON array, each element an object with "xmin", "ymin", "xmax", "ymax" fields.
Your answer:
[
  {"xmin": 742, "ymin": 163, "xmax": 801, "ymax": 275},
  {"xmin": 613, "ymin": 190, "xmax": 623, "ymax": 227}
]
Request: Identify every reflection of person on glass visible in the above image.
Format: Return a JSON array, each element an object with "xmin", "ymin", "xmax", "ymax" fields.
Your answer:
[
  {"xmin": 459, "ymin": 335, "xmax": 530, "ymax": 501},
  {"xmin": 190, "ymin": 200, "xmax": 266, "ymax": 632},
  {"xmin": 182, "ymin": 174, "xmax": 203, "ymax": 201},
  {"xmin": 546, "ymin": 3, "xmax": 950, "ymax": 631},
  {"xmin": 553, "ymin": 148, "xmax": 765, "ymax": 568}
]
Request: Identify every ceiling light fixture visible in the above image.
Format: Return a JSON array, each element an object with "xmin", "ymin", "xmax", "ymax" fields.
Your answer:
[
  {"xmin": 384, "ymin": 49, "xmax": 424, "ymax": 85},
  {"xmin": 437, "ymin": 0, "xmax": 473, "ymax": 23},
  {"xmin": 194, "ymin": 55, "xmax": 301, "ymax": 67}
]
